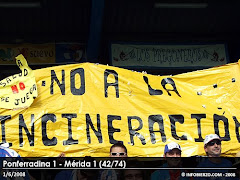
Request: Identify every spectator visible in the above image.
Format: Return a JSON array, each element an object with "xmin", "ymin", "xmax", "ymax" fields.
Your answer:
[
  {"xmin": 151, "ymin": 142, "xmax": 192, "ymax": 180},
  {"xmin": 195, "ymin": 134, "xmax": 232, "ymax": 180},
  {"xmin": 0, "ymin": 143, "xmax": 20, "ymax": 157},
  {"xmin": 163, "ymin": 142, "xmax": 181, "ymax": 157},
  {"xmin": 123, "ymin": 169, "xmax": 143, "ymax": 180},
  {"xmin": 98, "ymin": 142, "xmax": 127, "ymax": 180},
  {"xmin": 110, "ymin": 142, "xmax": 128, "ymax": 157},
  {"xmin": 203, "ymin": 134, "xmax": 222, "ymax": 157},
  {"xmin": 0, "ymin": 143, "xmax": 31, "ymax": 180}
]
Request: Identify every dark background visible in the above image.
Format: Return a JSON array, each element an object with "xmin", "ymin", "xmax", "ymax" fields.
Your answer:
[{"xmin": 0, "ymin": 0, "xmax": 240, "ymax": 78}]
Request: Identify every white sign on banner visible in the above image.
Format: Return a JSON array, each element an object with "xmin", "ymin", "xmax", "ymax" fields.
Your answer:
[{"xmin": 111, "ymin": 43, "xmax": 228, "ymax": 68}]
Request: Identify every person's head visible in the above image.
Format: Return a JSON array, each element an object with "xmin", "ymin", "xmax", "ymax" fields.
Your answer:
[
  {"xmin": 164, "ymin": 142, "xmax": 182, "ymax": 167},
  {"xmin": 204, "ymin": 134, "xmax": 221, "ymax": 157},
  {"xmin": 123, "ymin": 169, "xmax": 143, "ymax": 180},
  {"xmin": 76, "ymin": 170, "xmax": 88, "ymax": 180},
  {"xmin": 164, "ymin": 142, "xmax": 181, "ymax": 157},
  {"xmin": 110, "ymin": 142, "xmax": 127, "ymax": 157}
]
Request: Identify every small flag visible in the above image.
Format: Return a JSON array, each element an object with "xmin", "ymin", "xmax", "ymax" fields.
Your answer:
[{"xmin": 0, "ymin": 54, "xmax": 38, "ymax": 109}]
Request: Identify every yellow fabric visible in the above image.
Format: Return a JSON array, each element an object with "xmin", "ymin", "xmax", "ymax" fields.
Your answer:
[{"xmin": 0, "ymin": 58, "xmax": 240, "ymax": 157}]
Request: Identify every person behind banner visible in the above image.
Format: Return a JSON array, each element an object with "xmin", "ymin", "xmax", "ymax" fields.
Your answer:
[
  {"xmin": 123, "ymin": 169, "xmax": 144, "ymax": 180},
  {"xmin": 98, "ymin": 142, "xmax": 127, "ymax": 180},
  {"xmin": 203, "ymin": 134, "xmax": 223, "ymax": 157},
  {"xmin": 194, "ymin": 134, "xmax": 233, "ymax": 180},
  {"xmin": 151, "ymin": 142, "xmax": 192, "ymax": 180},
  {"xmin": 0, "ymin": 143, "xmax": 32, "ymax": 180},
  {"xmin": 110, "ymin": 141, "xmax": 128, "ymax": 157},
  {"xmin": 0, "ymin": 143, "xmax": 20, "ymax": 157}
]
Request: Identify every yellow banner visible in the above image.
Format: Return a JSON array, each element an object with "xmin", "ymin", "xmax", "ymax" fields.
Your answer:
[
  {"xmin": 0, "ymin": 54, "xmax": 38, "ymax": 109},
  {"xmin": 0, "ymin": 43, "xmax": 55, "ymax": 64},
  {"xmin": 0, "ymin": 60, "xmax": 240, "ymax": 157}
]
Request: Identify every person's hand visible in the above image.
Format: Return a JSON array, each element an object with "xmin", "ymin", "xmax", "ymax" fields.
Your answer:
[
  {"xmin": 58, "ymin": 152, "xmax": 65, "ymax": 157},
  {"xmin": 57, "ymin": 152, "xmax": 66, "ymax": 164}
]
